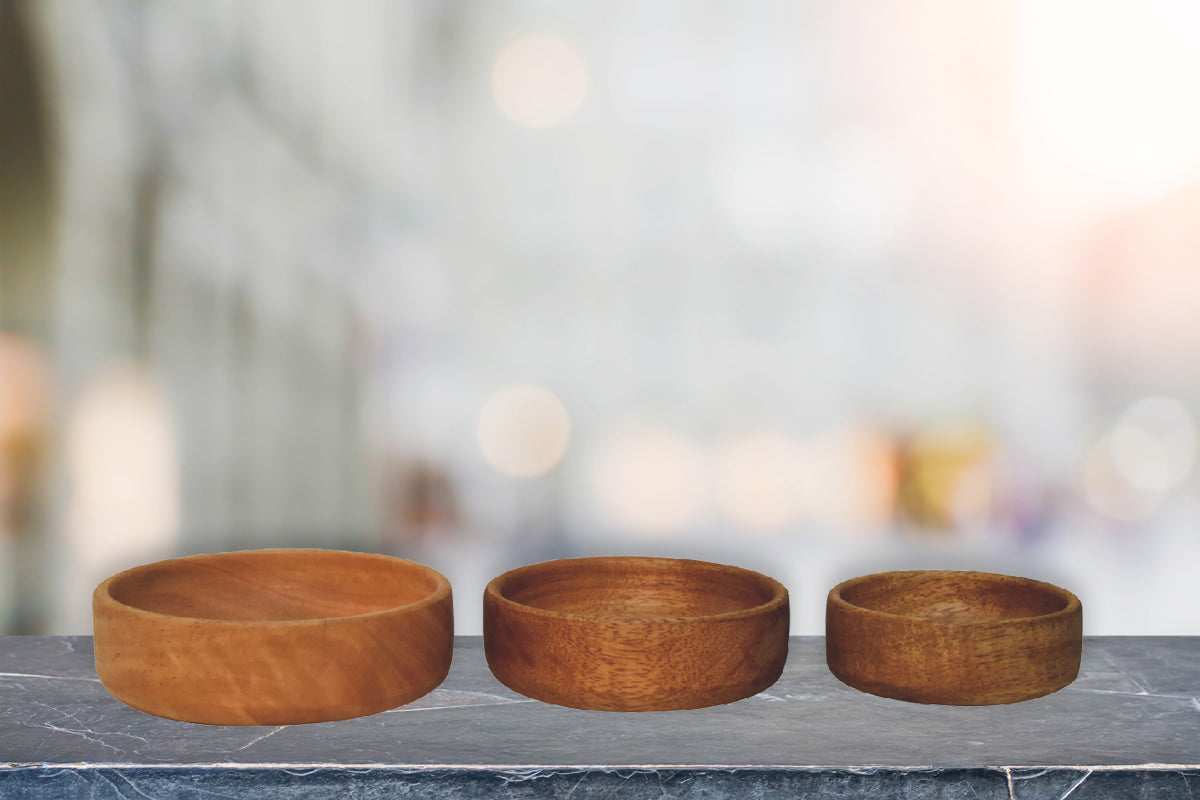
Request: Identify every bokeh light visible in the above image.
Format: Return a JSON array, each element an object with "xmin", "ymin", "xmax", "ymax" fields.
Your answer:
[
  {"xmin": 492, "ymin": 34, "xmax": 588, "ymax": 129},
  {"xmin": 66, "ymin": 361, "xmax": 179, "ymax": 576},
  {"xmin": 809, "ymin": 426, "xmax": 897, "ymax": 534},
  {"xmin": 896, "ymin": 422, "xmax": 993, "ymax": 532},
  {"xmin": 709, "ymin": 138, "xmax": 813, "ymax": 252},
  {"xmin": 590, "ymin": 427, "xmax": 707, "ymax": 535},
  {"xmin": 1083, "ymin": 435, "xmax": 1159, "ymax": 522},
  {"xmin": 0, "ymin": 334, "xmax": 49, "ymax": 441},
  {"xmin": 819, "ymin": 134, "xmax": 914, "ymax": 259},
  {"xmin": 0, "ymin": 335, "xmax": 50, "ymax": 537},
  {"xmin": 476, "ymin": 384, "xmax": 571, "ymax": 478},
  {"xmin": 715, "ymin": 432, "xmax": 808, "ymax": 532},
  {"xmin": 15, "ymin": 0, "xmax": 1200, "ymax": 638},
  {"xmin": 1112, "ymin": 396, "xmax": 1196, "ymax": 492},
  {"xmin": 1082, "ymin": 396, "xmax": 1196, "ymax": 522}
]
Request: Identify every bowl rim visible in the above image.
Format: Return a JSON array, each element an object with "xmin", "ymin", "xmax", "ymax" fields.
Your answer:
[
  {"xmin": 827, "ymin": 569, "xmax": 1081, "ymax": 628},
  {"xmin": 485, "ymin": 555, "xmax": 788, "ymax": 624},
  {"xmin": 94, "ymin": 548, "xmax": 451, "ymax": 628}
]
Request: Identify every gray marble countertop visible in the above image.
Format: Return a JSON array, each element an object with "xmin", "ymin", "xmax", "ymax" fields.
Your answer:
[{"xmin": 0, "ymin": 636, "xmax": 1197, "ymax": 798}]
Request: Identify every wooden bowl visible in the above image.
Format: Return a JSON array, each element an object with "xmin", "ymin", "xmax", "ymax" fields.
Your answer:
[
  {"xmin": 826, "ymin": 570, "xmax": 1082, "ymax": 705},
  {"xmin": 93, "ymin": 549, "xmax": 453, "ymax": 725},
  {"xmin": 483, "ymin": 556, "xmax": 789, "ymax": 711}
]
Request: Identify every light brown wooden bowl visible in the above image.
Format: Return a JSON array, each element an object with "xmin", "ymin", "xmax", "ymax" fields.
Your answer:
[
  {"xmin": 93, "ymin": 549, "xmax": 453, "ymax": 725},
  {"xmin": 826, "ymin": 570, "xmax": 1082, "ymax": 705},
  {"xmin": 483, "ymin": 556, "xmax": 789, "ymax": 711}
]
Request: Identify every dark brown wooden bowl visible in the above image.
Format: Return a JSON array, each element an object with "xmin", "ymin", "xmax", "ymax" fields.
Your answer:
[
  {"xmin": 483, "ymin": 556, "xmax": 789, "ymax": 711},
  {"xmin": 93, "ymin": 549, "xmax": 453, "ymax": 725},
  {"xmin": 826, "ymin": 570, "xmax": 1082, "ymax": 705}
]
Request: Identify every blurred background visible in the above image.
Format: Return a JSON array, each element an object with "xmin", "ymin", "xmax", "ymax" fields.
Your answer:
[{"xmin": 3, "ymin": 0, "xmax": 1200, "ymax": 636}]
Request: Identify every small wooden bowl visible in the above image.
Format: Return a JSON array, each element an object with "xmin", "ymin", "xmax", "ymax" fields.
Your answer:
[
  {"xmin": 94, "ymin": 549, "xmax": 453, "ymax": 725},
  {"xmin": 826, "ymin": 570, "xmax": 1082, "ymax": 705},
  {"xmin": 483, "ymin": 556, "xmax": 789, "ymax": 711}
]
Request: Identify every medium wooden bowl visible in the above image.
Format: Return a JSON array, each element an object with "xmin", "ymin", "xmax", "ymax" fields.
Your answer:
[
  {"xmin": 826, "ymin": 570, "xmax": 1082, "ymax": 705},
  {"xmin": 483, "ymin": 556, "xmax": 789, "ymax": 711},
  {"xmin": 93, "ymin": 549, "xmax": 453, "ymax": 725}
]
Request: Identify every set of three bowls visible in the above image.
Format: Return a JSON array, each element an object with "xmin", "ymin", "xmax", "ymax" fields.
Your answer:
[{"xmin": 93, "ymin": 549, "xmax": 1082, "ymax": 726}]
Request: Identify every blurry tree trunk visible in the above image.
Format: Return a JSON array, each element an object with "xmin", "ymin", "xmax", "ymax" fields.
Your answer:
[{"xmin": 0, "ymin": 0, "xmax": 57, "ymax": 633}]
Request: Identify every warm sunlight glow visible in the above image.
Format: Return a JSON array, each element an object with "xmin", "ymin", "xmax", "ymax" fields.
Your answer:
[{"xmin": 1019, "ymin": 0, "xmax": 1200, "ymax": 204}]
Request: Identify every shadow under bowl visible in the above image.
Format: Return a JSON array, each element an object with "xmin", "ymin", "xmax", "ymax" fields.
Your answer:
[
  {"xmin": 93, "ymin": 548, "xmax": 453, "ymax": 725},
  {"xmin": 483, "ymin": 556, "xmax": 789, "ymax": 711},
  {"xmin": 826, "ymin": 569, "xmax": 1082, "ymax": 705}
]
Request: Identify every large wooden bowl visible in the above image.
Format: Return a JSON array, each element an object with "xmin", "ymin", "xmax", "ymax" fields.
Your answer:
[
  {"xmin": 93, "ymin": 549, "xmax": 453, "ymax": 725},
  {"xmin": 826, "ymin": 570, "xmax": 1081, "ymax": 705},
  {"xmin": 483, "ymin": 556, "xmax": 789, "ymax": 711}
]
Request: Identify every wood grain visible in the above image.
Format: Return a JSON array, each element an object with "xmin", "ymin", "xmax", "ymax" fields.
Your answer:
[
  {"xmin": 93, "ymin": 549, "xmax": 453, "ymax": 725},
  {"xmin": 826, "ymin": 570, "xmax": 1082, "ymax": 705},
  {"xmin": 483, "ymin": 556, "xmax": 789, "ymax": 711}
]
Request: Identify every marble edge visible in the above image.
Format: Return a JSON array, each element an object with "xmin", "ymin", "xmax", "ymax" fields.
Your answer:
[{"xmin": 2, "ymin": 762, "xmax": 1197, "ymax": 772}]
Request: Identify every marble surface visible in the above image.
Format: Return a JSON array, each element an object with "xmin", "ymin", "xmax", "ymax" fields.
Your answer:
[{"xmin": 0, "ymin": 636, "xmax": 1197, "ymax": 798}]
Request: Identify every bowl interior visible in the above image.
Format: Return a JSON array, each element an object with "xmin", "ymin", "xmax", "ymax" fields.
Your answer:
[
  {"xmin": 106, "ymin": 550, "xmax": 440, "ymax": 622},
  {"xmin": 497, "ymin": 558, "xmax": 780, "ymax": 620},
  {"xmin": 838, "ymin": 571, "xmax": 1071, "ymax": 624}
]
